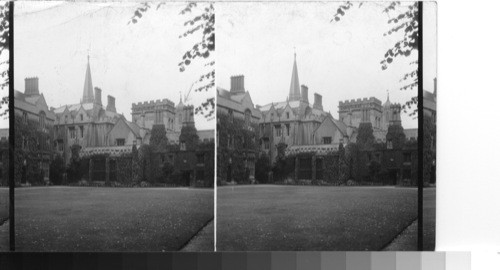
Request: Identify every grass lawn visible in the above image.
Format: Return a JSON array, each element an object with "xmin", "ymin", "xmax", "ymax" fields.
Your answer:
[
  {"xmin": 15, "ymin": 187, "xmax": 213, "ymax": 251},
  {"xmin": 423, "ymin": 187, "xmax": 436, "ymax": 251},
  {"xmin": 217, "ymin": 185, "xmax": 417, "ymax": 251}
]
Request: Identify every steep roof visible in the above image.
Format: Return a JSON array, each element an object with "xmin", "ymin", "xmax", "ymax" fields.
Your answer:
[
  {"xmin": 82, "ymin": 57, "xmax": 94, "ymax": 103},
  {"xmin": 217, "ymin": 87, "xmax": 261, "ymax": 118},
  {"xmin": 124, "ymin": 119, "xmax": 141, "ymax": 137},
  {"xmin": 288, "ymin": 53, "xmax": 301, "ymax": 101},
  {"xmin": 14, "ymin": 90, "xmax": 56, "ymax": 120}
]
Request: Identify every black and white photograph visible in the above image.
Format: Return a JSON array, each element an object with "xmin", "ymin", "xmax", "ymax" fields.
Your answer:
[
  {"xmin": 216, "ymin": 1, "xmax": 436, "ymax": 251},
  {"xmin": 0, "ymin": 1, "xmax": 9, "ymax": 252},
  {"xmin": 13, "ymin": 1, "xmax": 214, "ymax": 251}
]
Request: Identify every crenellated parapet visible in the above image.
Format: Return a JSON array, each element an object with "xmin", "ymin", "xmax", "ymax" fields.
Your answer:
[
  {"xmin": 131, "ymin": 98, "xmax": 176, "ymax": 114},
  {"xmin": 338, "ymin": 97, "xmax": 383, "ymax": 113}
]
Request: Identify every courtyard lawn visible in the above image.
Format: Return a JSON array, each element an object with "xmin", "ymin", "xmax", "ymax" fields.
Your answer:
[
  {"xmin": 15, "ymin": 187, "xmax": 213, "ymax": 251},
  {"xmin": 423, "ymin": 187, "xmax": 436, "ymax": 251},
  {"xmin": 217, "ymin": 185, "xmax": 417, "ymax": 251}
]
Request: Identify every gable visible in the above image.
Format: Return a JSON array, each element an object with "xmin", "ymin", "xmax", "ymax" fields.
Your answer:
[
  {"xmin": 282, "ymin": 103, "xmax": 295, "ymax": 120},
  {"xmin": 314, "ymin": 116, "xmax": 345, "ymax": 145},
  {"xmin": 107, "ymin": 118, "xmax": 138, "ymax": 145}
]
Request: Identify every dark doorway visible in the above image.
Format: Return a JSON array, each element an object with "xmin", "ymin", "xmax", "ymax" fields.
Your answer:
[
  {"xmin": 387, "ymin": 169, "xmax": 399, "ymax": 185},
  {"xmin": 182, "ymin": 171, "xmax": 191, "ymax": 186},
  {"xmin": 227, "ymin": 164, "xmax": 232, "ymax": 182},
  {"xmin": 299, "ymin": 157, "xmax": 312, "ymax": 180},
  {"xmin": 109, "ymin": 159, "xmax": 117, "ymax": 182},
  {"xmin": 92, "ymin": 158, "xmax": 106, "ymax": 181},
  {"xmin": 315, "ymin": 158, "xmax": 323, "ymax": 180}
]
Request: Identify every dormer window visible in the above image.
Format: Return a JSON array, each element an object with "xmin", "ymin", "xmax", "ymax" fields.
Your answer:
[
  {"xmin": 116, "ymin": 139, "xmax": 125, "ymax": 146},
  {"xmin": 286, "ymin": 112, "xmax": 290, "ymax": 119},
  {"xmin": 80, "ymin": 114, "xmax": 83, "ymax": 121}
]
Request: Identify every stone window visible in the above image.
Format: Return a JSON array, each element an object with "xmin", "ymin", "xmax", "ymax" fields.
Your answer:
[
  {"xmin": 39, "ymin": 111, "xmax": 46, "ymax": 128},
  {"xmin": 286, "ymin": 112, "xmax": 290, "ymax": 119},
  {"xmin": 228, "ymin": 109, "xmax": 234, "ymax": 122},
  {"xmin": 80, "ymin": 114, "xmax": 83, "ymax": 121},
  {"xmin": 322, "ymin": 137, "xmax": 332, "ymax": 144},
  {"xmin": 387, "ymin": 139, "xmax": 393, "ymax": 149},
  {"xmin": 79, "ymin": 126, "xmax": 84, "ymax": 138},
  {"xmin": 263, "ymin": 138, "xmax": 270, "ymax": 150},
  {"xmin": 275, "ymin": 125, "xmax": 282, "ymax": 137},
  {"xmin": 69, "ymin": 127, "xmax": 76, "ymax": 139},
  {"xmin": 57, "ymin": 140, "xmax": 64, "ymax": 152},
  {"xmin": 286, "ymin": 124, "xmax": 290, "ymax": 136},
  {"xmin": 180, "ymin": 141, "xmax": 186, "ymax": 151},
  {"xmin": 116, "ymin": 139, "xmax": 125, "ymax": 146},
  {"xmin": 245, "ymin": 109, "xmax": 251, "ymax": 124}
]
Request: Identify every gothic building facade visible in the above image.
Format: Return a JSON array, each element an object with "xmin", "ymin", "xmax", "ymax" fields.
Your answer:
[
  {"xmin": 14, "ymin": 77, "xmax": 56, "ymax": 183},
  {"xmin": 218, "ymin": 53, "xmax": 417, "ymax": 185}
]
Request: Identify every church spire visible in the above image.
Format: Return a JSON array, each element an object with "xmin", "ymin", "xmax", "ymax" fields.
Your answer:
[
  {"xmin": 383, "ymin": 89, "xmax": 391, "ymax": 108},
  {"xmin": 289, "ymin": 51, "xmax": 301, "ymax": 101},
  {"xmin": 82, "ymin": 55, "xmax": 94, "ymax": 103}
]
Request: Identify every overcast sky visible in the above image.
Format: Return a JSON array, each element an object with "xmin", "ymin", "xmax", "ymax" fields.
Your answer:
[
  {"xmin": 11, "ymin": 1, "xmax": 214, "ymax": 130},
  {"xmin": 217, "ymin": 2, "xmax": 437, "ymax": 129}
]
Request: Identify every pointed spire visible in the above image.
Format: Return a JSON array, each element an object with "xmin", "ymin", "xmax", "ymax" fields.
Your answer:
[
  {"xmin": 384, "ymin": 89, "xmax": 391, "ymax": 108},
  {"xmin": 82, "ymin": 56, "xmax": 94, "ymax": 103},
  {"xmin": 289, "ymin": 51, "xmax": 301, "ymax": 101}
]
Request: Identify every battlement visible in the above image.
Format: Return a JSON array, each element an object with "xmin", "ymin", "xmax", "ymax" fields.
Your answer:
[
  {"xmin": 132, "ymin": 98, "xmax": 176, "ymax": 112},
  {"xmin": 339, "ymin": 97, "xmax": 382, "ymax": 107},
  {"xmin": 390, "ymin": 103, "xmax": 402, "ymax": 110}
]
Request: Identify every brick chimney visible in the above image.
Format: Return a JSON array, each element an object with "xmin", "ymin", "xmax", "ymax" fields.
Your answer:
[
  {"xmin": 300, "ymin": 85, "xmax": 309, "ymax": 103},
  {"xmin": 94, "ymin": 87, "xmax": 102, "ymax": 105},
  {"xmin": 230, "ymin": 75, "xmax": 245, "ymax": 94},
  {"xmin": 25, "ymin": 77, "xmax": 39, "ymax": 96},
  {"xmin": 107, "ymin": 95, "xmax": 116, "ymax": 113},
  {"xmin": 313, "ymin": 93, "xmax": 323, "ymax": 110}
]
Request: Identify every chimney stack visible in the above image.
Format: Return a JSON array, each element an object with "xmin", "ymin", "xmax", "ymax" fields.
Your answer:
[
  {"xmin": 107, "ymin": 95, "xmax": 116, "ymax": 113},
  {"xmin": 313, "ymin": 93, "xmax": 323, "ymax": 110},
  {"xmin": 25, "ymin": 77, "xmax": 40, "ymax": 96},
  {"xmin": 94, "ymin": 87, "xmax": 102, "ymax": 105},
  {"xmin": 230, "ymin": 75, "xmax": 245, "ymax": 94},
  {"xmin": 300, "ymin": 85, "xmax": 309, "ymax": 103}
]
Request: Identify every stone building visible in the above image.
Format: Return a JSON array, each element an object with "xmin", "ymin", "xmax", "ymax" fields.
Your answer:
[
  {"xmin": 217, "ymin": 75, "xmax": 261, "ymax": 183},
  {"xmin": 51, "ymin": 58, "xmax": 144, "ymax": 164},
  {"xmin": 219, "ymin": 53, "xmax": 418, "ymax": 185},
  {"xmin": 14, "ymin": 77, "xmax": 56, "ymax": 183},
  {"xmin": 258, "ymin": 54, "xmax": 350, "ymax": 163}
]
